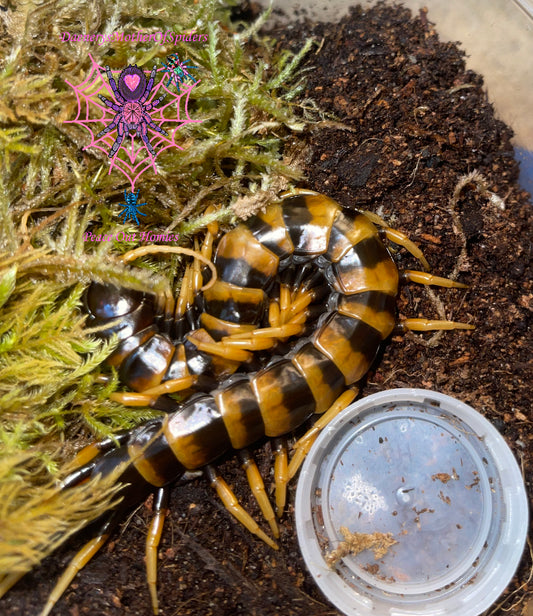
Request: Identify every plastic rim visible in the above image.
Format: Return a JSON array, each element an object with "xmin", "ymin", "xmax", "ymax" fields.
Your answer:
[{"xmin": 295, "ymin": 389, "xmax": 528, "ymax": 616}]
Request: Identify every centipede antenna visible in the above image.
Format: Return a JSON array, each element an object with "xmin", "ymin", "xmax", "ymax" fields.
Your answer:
[
  {"xmin": 120, "ymin": 245, "xmax": 217, "ymax": 292},
  {"xmin": 239, "ymin": 450, "xmax": 279, "ymax": 537},
  {"xmin": 205, "ymin": 465, "xmax": 278, "ymax": 550},
  {"xmin": 146, "ymin": 486, "xmax": 170, "ymax": 615}
]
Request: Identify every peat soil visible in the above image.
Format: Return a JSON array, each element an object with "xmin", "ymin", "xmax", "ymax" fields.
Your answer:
[{"xmin": 4, "ymin": 3, "xmax": 532, "ymax": 616}]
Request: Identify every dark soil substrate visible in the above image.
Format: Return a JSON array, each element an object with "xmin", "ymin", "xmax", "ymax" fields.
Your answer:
[{"xmin": 4, "ymin": 3, "xmax": 532, "ymax": 615}]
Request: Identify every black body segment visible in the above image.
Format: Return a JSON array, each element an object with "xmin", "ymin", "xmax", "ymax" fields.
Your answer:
[
  {"xmin": 215, "ymin": 377, "xmax": 265, "ymax": 449},
  {"xmin": 213, "ymin": 225, "xmax": 279, "ymax": 289},
  {"xmin": 281, "ymin": 192, "xmax": 340, "ymax": 256},
  {"xmin": 127, "ymin": 418, "xmax": 184, "ymax": 487},
  {"xmin": 251, "ymin": 359, "xmax": 316, "ymax": 436},
  {"xmin": 165, "ymin": 394, "xmax": 231, "ymax": 469},
  {"xmin": 291, "ymin": 342, "xmax": 346, "ymax": 413},
  {"xmin": 202, "ymin": 279, "xmax": 267, "ymax": 324},
  {"xmin": 245, "ymin": 203, "xmax": 294, "ymax": 258},
  {"xmin": 120, "ymin": 334, "xmax": 175, "ymax": 390}
]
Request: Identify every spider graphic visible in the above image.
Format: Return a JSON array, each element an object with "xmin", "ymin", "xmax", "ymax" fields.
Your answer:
[
  {"xmin": 160, "ymin": 54, "xmax": 198, "ymax": 92},
  {"xmin": 118, "ymin": 189, "xmax": 147, "ymax": 225},
  {"xmin": 96, "ymin": 65, "xmax": 168, "ymax": 159}
]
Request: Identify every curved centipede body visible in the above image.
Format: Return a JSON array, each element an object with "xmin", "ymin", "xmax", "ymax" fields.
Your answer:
[{"xmin": 4, "ymin": 190, "xmax": 474, "ymax": 615}]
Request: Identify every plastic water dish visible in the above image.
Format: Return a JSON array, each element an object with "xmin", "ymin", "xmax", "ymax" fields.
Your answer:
[{"xmin": 295, "ymin": 389, "xmax": 528, "ymax": 616}]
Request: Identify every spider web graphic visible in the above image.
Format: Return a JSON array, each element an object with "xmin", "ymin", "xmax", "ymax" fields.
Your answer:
[{"xmin": 64, "ymin": 54, "xmax": 202, "ymax": 191}]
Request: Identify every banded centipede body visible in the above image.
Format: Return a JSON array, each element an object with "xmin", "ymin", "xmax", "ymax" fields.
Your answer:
[{"xmin": 3, "ymin": 190, "xmax": 474, "ymax": 615}]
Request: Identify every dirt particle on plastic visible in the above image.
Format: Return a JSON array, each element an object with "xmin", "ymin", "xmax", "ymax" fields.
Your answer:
[{"xmin": 325, "ymin": 527, "xmax": 397, "ymax": 567}]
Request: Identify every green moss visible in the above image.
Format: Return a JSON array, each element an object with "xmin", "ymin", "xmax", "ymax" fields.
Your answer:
[{"xmin": 0, "ymin": 0, "xmax": 315, "ymax": 580}]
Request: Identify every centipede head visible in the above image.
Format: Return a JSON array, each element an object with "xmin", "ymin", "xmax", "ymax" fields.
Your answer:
[
  {"xmin": 84, "ymin": 282, "xmax": 146, "ymax": 321},
  {"xmin": 83, "ymin": 282, "xmax": 159, "ymax": 348}
]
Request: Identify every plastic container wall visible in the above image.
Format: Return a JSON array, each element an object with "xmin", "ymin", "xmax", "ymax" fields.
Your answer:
[{"xmin": 260, "ymin": 0, "xmax": 533, "ymax": 198}]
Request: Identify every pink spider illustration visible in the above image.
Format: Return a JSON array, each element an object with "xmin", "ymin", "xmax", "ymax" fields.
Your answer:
[{"xmin": 96, "ymin": 64, "xmax": 168, "ymax": 158}]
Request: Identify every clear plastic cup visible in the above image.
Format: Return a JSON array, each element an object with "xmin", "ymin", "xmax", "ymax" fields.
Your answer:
[{"xmin": 295, "ymin": 389, "xmax": 528, "ymax": 616}]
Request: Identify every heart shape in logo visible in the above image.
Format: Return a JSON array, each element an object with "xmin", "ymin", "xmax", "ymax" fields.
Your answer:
[{"xmin": 124, "ymin": 74, "xmax": 141, "ymax": 91}]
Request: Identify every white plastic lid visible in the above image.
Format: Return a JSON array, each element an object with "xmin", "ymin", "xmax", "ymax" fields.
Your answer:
[{"xmin": 295, "ymin": 389, "xmax": 528, "ymax": 616}]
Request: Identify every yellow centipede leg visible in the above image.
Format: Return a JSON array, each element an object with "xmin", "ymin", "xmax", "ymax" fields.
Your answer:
[
  {"xmin": 218, "ymin": 286, "xmax": 310, "ymax": 355},
  {"xmin": 363, "ymin": 211, "xmax": 431, "ymax": 271},
  {"xmin": 382, "ymin": 228, "xmax": 431, "ymax": 271},
  {"xmin": 202, "ymin": 208, "xmax": 218, "ymax": 258},
  {"xmin": 190, "ymin": 339, "xmax": 252, "ymax": 363},
  {"xmin": 239, "ymin": 450, "xmax": 279, "ymax": 538},
  {"xmin": 288, "ymin": 388, "xmax": 359, "ymax": 479},
  {"xmin": 279, "ymin": 283, "xmax": 292, "ymax": 325},
  {"xmin": 0, "ymin": 572, "xmax": 26, "ymax": 600},
  {"xmin": 146, "ymin": 487, "xmax": 170, "ymax": 615},
  {"xmin": 190, "ymin": 238, "xmax": 204, "ymax": 297},
  {"xmin": 141, "ymin": 376, "xmax": 198, "ymax": 397},
  {"xmin": 190, "ymin": 206, "xmax": 218, "ymax": 296},
  {"xmin": 268, "ymin": 300, "xmax": 281, "ymax": 328},
  {"xmin": 110, "ymin": 376, "xmax": 198, "ymax": 407},
  {"xmin": 272, "ymin": 437, "xmax": 289, "ymax": 518},
  {"xmin": 71, "ymin": 432, "xmax": 129, "ymax": 468},
  {"xmin": 110, "ymin": 392, "xmax": 157, "ymax": 406},
  {"xmin": 205, "ymin": 465, "xmax": 278, "ymax": 550},
  {"xmin": 402, "ymin": 269, "xmax": 468, "ymax": 288},
  {"xmin": 224, "ymin": 323, "xmax": 304, "ymax": 343},
  {"xmin": 175, "ymin": 264, "xmax": 194, "ymax": 318},
  {"xmin": 219, "ymin": 337, "xmax": 277, "ymax": 351},
  {"xmin": 39, "ymin": 518, "xmax": 115, "ymax": 616},
  {"xmin": 284, "ymin": 290, "xmax": 313, "ymax": 323},
  {"xmin": 400, "ymin": 318, "xmax": 475, "ymax": 331}
]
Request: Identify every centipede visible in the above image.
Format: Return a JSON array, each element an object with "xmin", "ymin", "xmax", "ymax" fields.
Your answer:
[{"xmin": 1, "ymin": 189, "xmax": 474, "ymax": 615}]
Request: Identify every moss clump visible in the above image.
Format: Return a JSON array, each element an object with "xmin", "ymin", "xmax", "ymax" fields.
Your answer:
[{"xmin": 0, "ymin": 0, "xmax": 315, "ymax": 580}]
